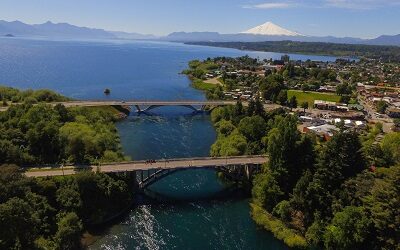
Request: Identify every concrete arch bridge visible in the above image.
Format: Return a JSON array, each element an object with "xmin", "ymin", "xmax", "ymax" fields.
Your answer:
[{"xmin": 25, "ymin": 156, "xmax": 267, "ymax": 189}]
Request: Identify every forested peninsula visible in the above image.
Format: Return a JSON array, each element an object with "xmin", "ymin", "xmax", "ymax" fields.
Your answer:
[{"xmin": 187, "ymin": 41, "xmax": 400, "ymax": 63}]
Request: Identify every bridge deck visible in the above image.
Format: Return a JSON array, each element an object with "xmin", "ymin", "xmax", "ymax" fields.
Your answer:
[
  {"xmin": 0, "ymin": 100, "xmax": 282, "ymax": 112},
  {"xmin": 60, "ymin": 100, "xmax": 236, "ymax": 107},
  {"xmin": 25, "ymin": 156, "xmax": 268, "ymax": 177}
]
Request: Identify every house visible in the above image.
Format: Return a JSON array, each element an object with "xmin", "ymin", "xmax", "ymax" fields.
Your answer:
[
  {"xmin": 299, "ymin": 116, "xmax": 314, "ymax": 122},
  {"xmin": 317, "ymin": 85, "xmax": 336, "ymax": 93},
  {"xmin": 314, "ymin": 100, "xmax": 348, "ymax": 111},
  {"xmin": 387, "ymin": 108, "xmax": 400, "ymax": 118},
  {"xmin": 348, "ymin": 104, "xmax": 364, "ymax": 111},
  {"xmin": 314, "ymin": 100, "xmax": 338, "ymax": 110},
  {"xmin": 303, "ymin": 124, "xmax": 339, "ymax": 141}
]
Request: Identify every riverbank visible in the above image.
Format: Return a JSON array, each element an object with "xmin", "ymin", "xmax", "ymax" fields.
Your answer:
[
  {"xmin": 81, "ymin": 196, "xmax": 137, "ymax": 248},
  {"xmin": 250, "ymin": 204, "xmax": 307, "ymax": 249}
]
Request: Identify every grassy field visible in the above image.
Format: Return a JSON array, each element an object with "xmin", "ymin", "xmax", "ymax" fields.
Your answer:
[
  {"xmin": 192, "ymin": 78, "xmax": 218, "ymax": 91},
  {"xmin": 189, "ymin": 60, "xmax": 219, "ymax": 71},
  {"xmin": 288, "ymin": 90, "xmax": 341, "ymax": 106}
]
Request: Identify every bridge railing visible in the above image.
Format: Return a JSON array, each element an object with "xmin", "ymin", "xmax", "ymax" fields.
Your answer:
[
  {"xmin": 23, "ymin": 155, "xmax": 268, "ymax": 170},
  {"xmin": 95, "ymin": 155, "xmax": 268, "ymax": 167}
]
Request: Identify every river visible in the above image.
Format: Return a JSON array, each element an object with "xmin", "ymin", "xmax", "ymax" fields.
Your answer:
[{"xmin": 0, "ymin": 37, "xmax": 337, "ymax": 249}]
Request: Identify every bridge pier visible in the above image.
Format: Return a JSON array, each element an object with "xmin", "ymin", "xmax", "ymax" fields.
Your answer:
[
  {"xmin": 134, "ymin": 105, "xmax": 142, "ymax": 113},
  {"xmin": 244, "ymin": 164, "xmax": 253, "ymax": 180}
]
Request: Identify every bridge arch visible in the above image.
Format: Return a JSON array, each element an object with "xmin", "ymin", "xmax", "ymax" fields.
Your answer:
[
  {"xmin": 133, "ymin": 104, "xmax": 207, "ymax": 114},
  {"xmin": 138, "ymin": 164, "xmax": 261, "ymax": 189}
]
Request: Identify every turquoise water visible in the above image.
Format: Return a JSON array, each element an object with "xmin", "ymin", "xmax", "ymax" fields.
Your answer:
[
  {"xmin": 0, "ymin": 38, "xmax": 335, "ymax": 249},
  {"xmin": 88, "ymin": 168, "xmax": 288, "ymax": 250}
]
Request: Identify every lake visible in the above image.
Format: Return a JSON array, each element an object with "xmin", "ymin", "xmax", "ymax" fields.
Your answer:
[{"xmin": 0, "ymin": 38, "xmax": 336, "ymax": 250}]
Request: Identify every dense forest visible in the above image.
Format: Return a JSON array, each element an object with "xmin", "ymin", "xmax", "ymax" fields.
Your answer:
[
  {"xmin": 0, "ymin": 103, "xmax": 126, "ymax": 166},
  {"xmin": 0, "ymin": 87, "xmax": 134, "ymax": 249},
  {"xmin": 0, "ymin": 166, "xmax": 135, "ymax": 249},
  {"xmin": 210, "ymin": 101, "xmax": 400, "ymax": 249},
  {"xmin": 187, "ymin": 41, "xmax": 400, "ymax": 63}
]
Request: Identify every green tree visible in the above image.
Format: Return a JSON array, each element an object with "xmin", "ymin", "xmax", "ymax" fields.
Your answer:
[
  {"xmin": 364, "ymin": 165, "xmax": 400, "ymax": 249},
  {"xmin": 266, "ymin": 115, "xmax": 310, "ymax": 194},
  {"xmin": 238, "ymin": 116, "xmax": 267, "ymax": 142},
  {"xmin": 305, "ymin": 212, "xmax": 326, "ymax": 248},
  {"xmin": 54, "ymin": 104, "xmax": 73, "ymax": 123},
  {"xmin": 305, "ymin": 131, "xmax": 366, "ymax": 218},
  {"xmin": 0, "ymin": 197, "xmax": 37, "ymax": 249},
  {"xmin": 381, "ymin": 132, "xmax": 400, "ymax": 165},
  {"xmin": 288, "ymin": 96, "xmax": 298, "ymax": 110},
  {"xmin": 211, "ymin": 134, "xmax": 247, "ymax": 157},
  {"xmin": 300, "ymin": 101, "xmax": 309, "ymax": 112},
  {"xmin": 232, "ymin": 101, "xmax": 244, "ymax": 124},
  {"xmin": 215, "ymin": 120, "xmax": 236, "ymax": 137},
  {"xmin": 336, "ymin": 83, "xmax": 352, "ymax": 96},
  {"xmin": 59, "ymin": 122, "xmax": 98, "ymax": 164},
  {"xmin": 376, "ymin": 100, "xmax": 388, "ymax": 114},
  {"xmin": 254, "ymin": 98, "xmax": 265, "ymax": 117},
  {"xmin": 324, "ymin": 206, "xmax": 372, "ymax": 250},
  {"xmin": 25, "ymin": 192, "xmax": 56, "ymax": 237},
  {"xmin": 54, "ymin": 212, "xmax": 83, "ymax": 250},
  {"xmin": 56, "ymin": 184, "xmax": 82, "ymax": 214},
  {"xmin": 276, "ymin": 90, "xmax": 288, "ymax": 105},
  {"xmin": 252, "ymin": 169, "xmax": 284, "ymax": 211}
]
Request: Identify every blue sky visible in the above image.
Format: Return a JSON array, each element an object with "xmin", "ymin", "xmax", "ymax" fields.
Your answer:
[{"xmin": 0, "ymin": 0, "xmax": 399, "ymax": 38}]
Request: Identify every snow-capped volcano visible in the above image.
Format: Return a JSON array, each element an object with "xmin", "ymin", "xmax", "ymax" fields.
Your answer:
[{"xmin": 241, "ymin": 22, "xmax": 303, "ymax": 36}]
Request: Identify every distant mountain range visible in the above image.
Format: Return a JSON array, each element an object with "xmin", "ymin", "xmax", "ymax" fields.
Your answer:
[
  {"xmin": 163, "ymin": 22, "xmax": 400, "ymax": 46},
  {"xmin": 1, "ymin": 20, "xmax": 399, "ymax": 46},
  {"xmin": 0, "ymin": 20, "xmax": 156, "ymax": 40}
]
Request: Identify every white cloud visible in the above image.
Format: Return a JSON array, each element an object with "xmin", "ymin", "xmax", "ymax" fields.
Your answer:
[
  {"xmin": 244, "ymin": 0, "xmax": 400, "ymax": 10},
  {"xmin": 325, "ymin": 0, "xmax": 400, "ymax": 9},
  {"xmin": 243, "ymin": 2, "xmax": 294, "ymax": 9}
]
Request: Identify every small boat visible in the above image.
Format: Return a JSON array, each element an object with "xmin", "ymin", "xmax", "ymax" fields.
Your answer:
[{"xmin": 104, "ymin": 88, "xmax": 111, "ymax": 95}]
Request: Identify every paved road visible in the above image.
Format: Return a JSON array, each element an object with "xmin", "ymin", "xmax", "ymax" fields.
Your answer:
[
  {"xmin": 1, "ymin": 100, "xmax": 235, "ymax": 110},
  {"xmin": 25, "ymin": 156, "xmax": 268, "ymax": 177}
]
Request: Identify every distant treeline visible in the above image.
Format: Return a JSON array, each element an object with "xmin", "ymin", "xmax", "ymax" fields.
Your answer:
[
  {"xmin": 0, "ymin": 85, "xmax": 70, "ymax": 105},
  {"xmin": 187, "ymin": 41, "xmax": 400, "ymax": 62}
]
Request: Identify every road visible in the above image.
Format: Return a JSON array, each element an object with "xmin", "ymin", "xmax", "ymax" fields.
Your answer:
[
  {"xmin": 25, "ymin": 155, "xmax": 268, "ymax": 177},
  {"xmin": 358, "ymin": 97, "xmax": 394, "ymax": 133}
]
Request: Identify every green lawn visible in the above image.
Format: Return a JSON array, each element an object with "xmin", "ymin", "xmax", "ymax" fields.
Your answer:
[
  {"xmin": 192, "ymin": 78, "xmax": 218, "ymax": 91},
  {"xmin": 287, "ymin": 90, "xmax": 341, "ymax": 107}
]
